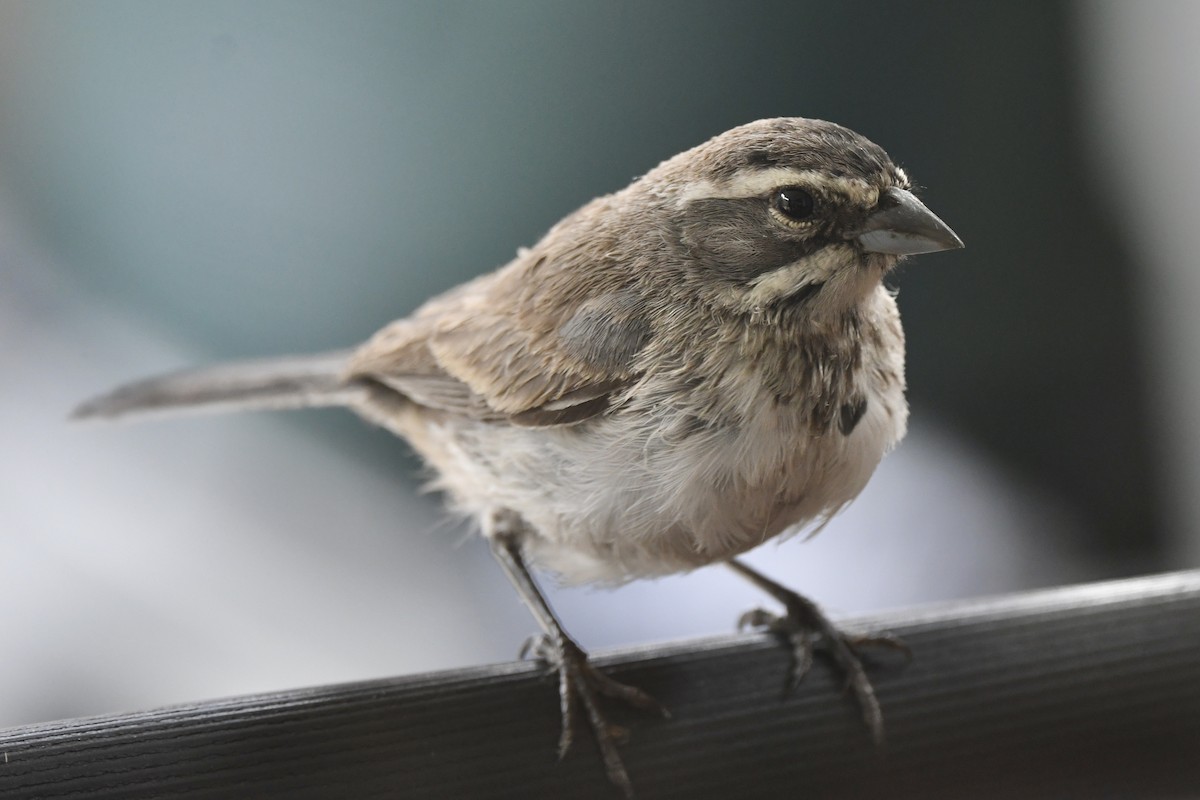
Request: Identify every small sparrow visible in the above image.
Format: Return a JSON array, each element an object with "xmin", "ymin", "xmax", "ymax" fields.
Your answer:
[{"xmin": 75, "ymin": 117, "xmax": 962, "ymax": 796}]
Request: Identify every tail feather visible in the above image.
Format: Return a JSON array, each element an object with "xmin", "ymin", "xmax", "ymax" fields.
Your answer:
[{"xmin": 73, "ymin": 350, "xmax": 365, "ymax": 421}]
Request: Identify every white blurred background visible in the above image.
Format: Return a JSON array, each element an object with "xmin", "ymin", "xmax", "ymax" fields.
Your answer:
[{"xmin": 0, "ymin": 1, "xmax": 1194, "ymax": 727}]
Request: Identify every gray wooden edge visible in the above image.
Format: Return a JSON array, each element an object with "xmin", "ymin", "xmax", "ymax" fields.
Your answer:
[{"xmin": 2, "ymin": 570, "xmax": 1198, "ymax": 799}]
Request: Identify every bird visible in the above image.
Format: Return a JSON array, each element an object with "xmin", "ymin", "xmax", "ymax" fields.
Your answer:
[{"xmin": 74, "ymin": 117, "xmax": 963, "ymax": 796}]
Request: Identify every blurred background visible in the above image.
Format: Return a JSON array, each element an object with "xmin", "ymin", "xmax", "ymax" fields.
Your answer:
[{"xmin": 0, "ymin": 1, "xmax": 1196, "ymax": 727}]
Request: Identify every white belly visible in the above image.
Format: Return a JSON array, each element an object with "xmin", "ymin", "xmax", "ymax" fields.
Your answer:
[{"xmin": 416, "ymin": 362, "xmax": 907, "ymax": 584}]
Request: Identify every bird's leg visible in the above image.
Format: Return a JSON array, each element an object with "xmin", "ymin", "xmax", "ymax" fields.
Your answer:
[
  {"xmin": 488, "ymin": 512, "xmax": 666, "ymax": 797},
  {"xmin": 726, "ymin": 558, "xmax": 909, "ymax": 745}
]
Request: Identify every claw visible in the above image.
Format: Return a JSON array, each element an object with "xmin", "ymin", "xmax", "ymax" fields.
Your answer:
[
  {"xmin": 736, "ymin": 588, "xmax": 902, "ymax": 746},
  {"xmin": 737, "ymin": 607, "xmax": 771, "ymax": 631},
  {"xmin": 523, "ymin": 633, "xmax": 668, "ymax": 798},
  {"xmin": 518, "ymin": 634, "xmax": 541, "ymax": 661}
]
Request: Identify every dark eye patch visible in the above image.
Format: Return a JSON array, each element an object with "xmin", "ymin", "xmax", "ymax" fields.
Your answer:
[{"xmin": 677, "ymin": 197, "xmax": 836, "ymax": 283}]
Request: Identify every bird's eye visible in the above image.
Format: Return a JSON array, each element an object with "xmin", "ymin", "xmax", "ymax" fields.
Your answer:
[{"xmin": 772, "ymin": 186, "xmax": 816, "ymax": 222}]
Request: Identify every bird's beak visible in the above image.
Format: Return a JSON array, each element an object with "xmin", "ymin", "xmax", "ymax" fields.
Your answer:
[{"xmin": 854, "ymin": 187, "xmax": 964, "ymax": 256}]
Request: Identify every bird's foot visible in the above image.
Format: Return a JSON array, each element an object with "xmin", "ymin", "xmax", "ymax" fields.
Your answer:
[
  {"xmin": 738, "ymin": 594, "xmax": 909, "ymax": 745},
  {"xmin": 521, "ymin": 633, "xmax": 668, "ymax": 797}
]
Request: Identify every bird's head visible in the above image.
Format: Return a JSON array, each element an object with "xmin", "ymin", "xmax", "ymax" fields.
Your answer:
[{"xmin": 637, "ymin": 118, "xmax": 962, "ymax": 318}]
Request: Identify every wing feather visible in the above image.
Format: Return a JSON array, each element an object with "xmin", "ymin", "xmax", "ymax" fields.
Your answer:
[{"xmin": 346, "ymin": 253, "xmax": 650, "ymax": 427}]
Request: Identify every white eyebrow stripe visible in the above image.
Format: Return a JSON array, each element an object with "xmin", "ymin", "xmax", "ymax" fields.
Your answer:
[{"xmin": 676, "ymin": 167, "xmax": 880, "ymax": 208}]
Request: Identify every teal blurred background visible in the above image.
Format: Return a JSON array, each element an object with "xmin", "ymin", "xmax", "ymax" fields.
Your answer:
[{"xmin": 2, "ymin": 1, "xmax": 1196, "ymax": 726}]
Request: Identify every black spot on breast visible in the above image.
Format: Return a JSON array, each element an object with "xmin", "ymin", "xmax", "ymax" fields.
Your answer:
[
  {"xmin": 662, "ymin": 412, "xmax": 710, "ymax": 443},
  {"xmin": 839, "ymin": 396, "xmax": 868, "ymax": 436}
]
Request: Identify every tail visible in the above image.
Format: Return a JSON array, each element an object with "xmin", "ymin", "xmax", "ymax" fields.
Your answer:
[{"xmin": 72, "ymin": 350, "xmax": 367, "ymax": 421}]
